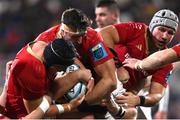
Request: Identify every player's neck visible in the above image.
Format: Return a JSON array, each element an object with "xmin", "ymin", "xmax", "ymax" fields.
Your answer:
[
  {"xmin": 28, "ymin": 41, "xmax": 47, "ymax": 63},
  {"xmin": 147, "ymin": 30, "xmax": 159, "ymax": 55}
]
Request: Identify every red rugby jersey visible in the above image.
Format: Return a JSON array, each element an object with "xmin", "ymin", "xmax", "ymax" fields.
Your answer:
[
  {"xmin": 114, "ymin": 22, "xmax": 173, "ymax": 90},
  {"xmin": 6, "ymin": 45, "xmax": 48, "ymax": 118},
  {"xmin": 37, "ymin": 25, "xmax": 113, "ymax": 67},
  {"xmin": 172, "ymin": 44, "xmax": 180, "ymax": 57}
]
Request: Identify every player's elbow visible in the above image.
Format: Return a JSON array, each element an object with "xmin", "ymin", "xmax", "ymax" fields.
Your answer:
[
  {"xmin": 109, "ymin": 78, "xmax": 117, "ymax": 91},
  {"xmin": 117, "ymin": 67, "xmax": 130, "ymax": 83},
  {"xmin": 155, "ymin": 94, "xmax": 164, "ymax": 105},
  {"xmin": 146, "ymin": 93, "xmax": 163, "ymax": 107}
]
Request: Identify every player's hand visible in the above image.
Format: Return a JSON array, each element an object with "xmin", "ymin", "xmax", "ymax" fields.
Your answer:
[
  {"xmin": 79, "ymin": 69, "xmax": 92, "ymax": 84},
  {"xmin": 6, "ymin": 60, "xmax": 13, "ymax": 80},
  {"xmin": 123, "ymin": 58, "xmax": 141, "ymax": 69},
  {"xmin": 69, "ymin": 94, "xmax": 85, "ymax": 110},
  {"xmin": 65, "ymin": 64, "xmax": 92, "ymax": 84},
  {"xmin": 85, "ymin": 77, "xmax": 94, "ymax": 96},
  {"xmin": 115, "ymin": 92, "xmax": 139, "ymax": 107}
]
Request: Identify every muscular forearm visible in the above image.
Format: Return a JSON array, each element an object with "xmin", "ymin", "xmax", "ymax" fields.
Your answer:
[
  {"xmin": 140, "ymin": 93, "xmax": 163, "ymax": 107},
  {"xmin": 23, "ymin": 104, "xmax": 71, "ymax": 119},
  {"xmin": 22, "ymin": 107, "xmax": 45, "ymax": 119},
  {"xmin": 85, "ymin": 78, "xmax": 116, "ymax": 104},
  {"xmin": 46, "ymin": 94, "xmax": 84, "ymax": 117},
  {"xmin": 45, "ymin": 104, "xmax": 71, "ymax": 117},
  {"xmin": 138, "ymin": 82, "xmax": 165, "ymax": 107},
  {"xmin": 52, "ymin": 69, "xmax": 90, "ymax": 100},
  {"xmin": 23, "ymin": 96, "xmax": 50, "ymax": 119},
  {"xmin": 52, "ymin": 71, "xmax": 82, "ymax": 100},
  {"xmin": 140, "ymin": 48, "xmax": 177, "ymax": 70}
]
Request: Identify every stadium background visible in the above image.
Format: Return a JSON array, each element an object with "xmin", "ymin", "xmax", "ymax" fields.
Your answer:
[{"xmin": 0, "ymin": 0, "xmax": 179, "ymax": 118}]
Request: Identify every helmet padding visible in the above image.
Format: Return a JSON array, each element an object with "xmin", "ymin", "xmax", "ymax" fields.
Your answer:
[{"xmin": 149, "ymin": 9, "xmax": 179, "ymax": 32}]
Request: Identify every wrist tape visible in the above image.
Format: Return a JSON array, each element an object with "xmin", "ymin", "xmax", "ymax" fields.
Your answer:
[
  {"xmin": 56, "ymin": 104, "xmax": 64, "ymax": 114},
  {"xmin": 139, "ymin": 96, "xmax": 145, "ymax": 106},
  {"xmin": 39, "ymin": 97, "xmax": 50, "ymax": 113},
  {"xmin": 135, "ymin": 61, "xmax": 143, "ymax": 71}
]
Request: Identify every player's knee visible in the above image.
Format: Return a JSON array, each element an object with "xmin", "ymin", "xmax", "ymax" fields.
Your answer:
[
  {"xmin": 130, "ymin": 108, "xmax": 138, "ymax": 118},
  {"xmin": 123, "ymin": 107, "xmax": 138, "ymax": 119}
]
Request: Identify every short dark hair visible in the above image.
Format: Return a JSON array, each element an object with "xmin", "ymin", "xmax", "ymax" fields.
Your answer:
[
  {"xmin": 95, "ymin": 0, "xmax": 119, "ymax": 13},
  {"xmin": 61, "ymin": 8, "xmax": 91, "ymax": 33}
]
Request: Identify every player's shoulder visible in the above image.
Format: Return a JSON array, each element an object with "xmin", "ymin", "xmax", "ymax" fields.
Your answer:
[
  {"xmin": 114, "ymin": 22, "xmax": 147, "ymax": 29},
  {"xmin": 36, "ymin": 25, "xmax": 60, "ymax": 42},
  {"xmin": 43, "ymin": 25, "xmax": 60, "ymax": 33},
  {"xmin": 85, "ymin": 27, "xmax": 100, "ymax": 39},
  {"xmin": 86, "ymin": 27, "xmax": 97, "ymax": 34},
  {"xmin": 15, "ymin": 47, "xmax": 42, "ymax": 68}
]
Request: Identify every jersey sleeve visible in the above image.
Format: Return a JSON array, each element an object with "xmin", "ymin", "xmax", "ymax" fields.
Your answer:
[
  {"xmin": 113, "ymin": 22, "xmax": 147, "ymax": 43},
  {"xmin": 35, "ymin": 25, "xmax": 60, "ymax": 43},
  {"xmin": 84, "ymin": 29, "xmax": 113, "ymax": 66},
  {"xmin": 151, "ymin": 64, "xmax": 173, "ymax": 87},
  {"xmin": 172, "ymin": 44, "xmax": 180, "ymax": 57},
  {"xmin": 12, "ymin": 59, "xmax": 47, "ymax": 100}
]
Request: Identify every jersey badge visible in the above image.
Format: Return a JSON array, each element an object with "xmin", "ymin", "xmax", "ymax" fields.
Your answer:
[{"xmin": 90, "ymin": 43, "xmax": 108, "ymax": 62}]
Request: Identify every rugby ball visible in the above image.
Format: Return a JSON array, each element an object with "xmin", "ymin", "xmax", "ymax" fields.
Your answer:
[
  {"xmin": 64, "ymin": 64, "xmax": 86, "ymax": 101},
  {"xmin": 64, "ymin": 82, "xmax": 86, "ymax": 101}
]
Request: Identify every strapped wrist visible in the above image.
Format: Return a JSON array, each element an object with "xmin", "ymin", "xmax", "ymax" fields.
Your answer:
[
  {"xmin": 67, "ymin": 104, "xmax": 72, "ymax": 111},
  {"xmin": 63, "ymin": 104, "xmax": 72, "ymax": 112},
  {"xmin": 39, "ymin": 97, "xmax": 50, "ymax": 113},
  {"xmin": 138, "ymin": 96, "xmax": 145, "ymax": 106},
  {"xmin": 56, "ymin": 104, "xmax": 64, "ymax": 114},
  {"xmin": 135, "ymin": 61, "xmax": 143, "ymax": 71}
]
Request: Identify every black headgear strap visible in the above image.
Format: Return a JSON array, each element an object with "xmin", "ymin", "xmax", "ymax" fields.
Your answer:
[{"xmin": 44, "ymin": 38, "xmax": 76, "ymax": 68}]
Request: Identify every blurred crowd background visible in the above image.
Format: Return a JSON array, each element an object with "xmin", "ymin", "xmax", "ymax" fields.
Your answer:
[{"xmin": 0, "ymin": 0, "xmax": 179, "ymax": 118}]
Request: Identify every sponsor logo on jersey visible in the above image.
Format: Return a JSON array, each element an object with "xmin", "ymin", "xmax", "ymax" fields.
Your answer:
[
  {"xmin": 136, "ymin": 44, "xmax": 142, "ymax": 51},
  {"xmin": 90, "ymin": 43, "xmax": 107, "ymax": 62}
]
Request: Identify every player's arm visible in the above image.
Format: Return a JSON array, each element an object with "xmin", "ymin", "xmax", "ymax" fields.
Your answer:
[
  {"xmin": 73, "ymin": 58, "xmax": 94, "ymax": 95},
  {"xmin": 0, "ymin": 60, "xmax": 13, "ymax": 107},
  {"xmin": 99, "ymin": 25, "xmax": 130, "ymax": 82},
  {"xmin": 115, "ymin": 65, "xmax": 171, "ymax": 108},
  {"xmin": 23, "ymin": 94, "xmax": 85, "ymax": 119},
  {"xmin": 23, "ymin": 96, "xmax": 50, "ymax": 119},
  {"xmin": 85, "ymin": 58, "xmax": 117, "ymax": 104},
  {"xmin": 115, "ymin": 81, "xmax": 165, "ymax": 107},
  {"xmin": 45, "ymin": 94, "xmax": 85, "ymax": 117},
  {"xmin": 139, "ymin": 81, "xmax": 165, "ymax": 107},
  {"xmin": 49, "ymin": 64, "xmax": 92, "ymax": 100},
  {"xmin": 123, "ymin": 48, "xmax": 178, "ymax": 70},
  {"xmin": 99, "ymin": 25, "xmax": 120, "ymax": 48}
]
